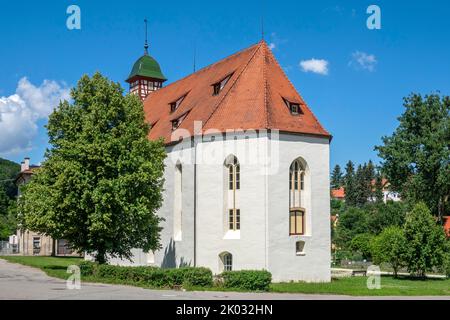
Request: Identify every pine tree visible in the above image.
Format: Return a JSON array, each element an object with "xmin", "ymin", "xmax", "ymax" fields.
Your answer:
[
  {"xmin": 331, "ymin": 164, "xmax": 343, "ymax": 189},
  {"xmin": 374, "ymin": 172, "xmax": 384, "ymax": 202},
  {"xmin": 344, "ymin": 161, "xmax": 356, "ymax": 206}
]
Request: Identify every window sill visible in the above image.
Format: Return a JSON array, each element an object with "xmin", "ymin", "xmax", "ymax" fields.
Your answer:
[
  {"xmin": 296, "ymin": 252, "xmax": 306, "ymax": 256},
  {"xmin": 223, "ymin": 230, "xmax": 240, "ymax": 240}
]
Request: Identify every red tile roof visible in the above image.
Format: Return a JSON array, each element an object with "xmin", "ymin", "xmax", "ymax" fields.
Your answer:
[
  {"xmin": 331, "ymin": 187, "xmax": 345, "ymax": 199},
  {"xmin": 143, "ymin": 40, "xmax": 330, "ymax": 144},
  {"xmin": 443, "ymin": 216, "xmax": 450, "ymax": 238}
]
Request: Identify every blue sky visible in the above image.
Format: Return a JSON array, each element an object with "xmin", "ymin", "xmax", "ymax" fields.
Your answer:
[{"xmin": 0, "ymin": 0, "xmax": 449, "ymax": 169}]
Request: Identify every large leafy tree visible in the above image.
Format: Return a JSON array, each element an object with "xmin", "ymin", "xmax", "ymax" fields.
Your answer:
[
  {"xmin": 403, "ymin": 202, "xmax": 447, "ymax": 278},
  {"xmin": 375, "ymin": 93, "xmax": 450, "ymax": 218},
  {"xmin": 19, "ymin": 73, "xmax": 166, "ymax": 263}
]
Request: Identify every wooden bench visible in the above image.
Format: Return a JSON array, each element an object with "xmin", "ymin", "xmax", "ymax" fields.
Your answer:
[{"xmin": 351, "ymin": 270, "xmax": 367, "ymax": 277}]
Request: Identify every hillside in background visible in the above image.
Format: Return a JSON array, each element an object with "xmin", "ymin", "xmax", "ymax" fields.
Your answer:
[{"xmin": 0, "ymin": 157, "xmax": 20, "ymax": 199}]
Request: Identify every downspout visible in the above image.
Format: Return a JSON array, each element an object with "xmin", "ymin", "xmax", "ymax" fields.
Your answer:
[{"xmin": 193, "ymin": 137, "xmax": 198, "ymax": 267}]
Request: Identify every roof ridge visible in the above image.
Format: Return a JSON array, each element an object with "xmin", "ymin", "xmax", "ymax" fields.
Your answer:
[
  {"xmin": 262, "ymin": 42, "xmax": 269, "ymax": 128},
  {"xmin": 144, "ymin": 42, "xmax": 261, "ymax": 100},
  {"xmin": 202, "ymin": 41, "xmax": 264, "ymax": 128}
]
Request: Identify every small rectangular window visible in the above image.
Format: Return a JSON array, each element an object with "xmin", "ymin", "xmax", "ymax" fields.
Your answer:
[
  {"xmin": 236, "ymin": 209, "xmax": 240, "ymax": 230},
  {"xmin": 289, "ymin": 210, "xmax": 304, "ymax": 235}
]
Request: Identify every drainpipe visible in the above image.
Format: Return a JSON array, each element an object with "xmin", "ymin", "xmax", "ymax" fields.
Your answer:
[{"xmin": 193, "ymin": 136, "xmax": 198, "ymax": 267}]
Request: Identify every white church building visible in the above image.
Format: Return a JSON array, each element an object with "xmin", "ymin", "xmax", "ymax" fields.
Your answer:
[{"xmin": 107, "ymin": 39, "xmax": 332, "ymax": 282}]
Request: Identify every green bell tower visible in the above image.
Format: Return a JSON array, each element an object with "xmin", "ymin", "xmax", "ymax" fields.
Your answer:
[{"xmin": 126, "ymin": 19, "xmax": 167, "ymax": 101}]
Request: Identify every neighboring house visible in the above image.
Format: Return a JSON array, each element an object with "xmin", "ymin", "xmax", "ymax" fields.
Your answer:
[
  {"xmin": 103, "ymin": 39, "xmax": 332, "ymax": 283},
  {"xmin": 372, "ymin": 178, "xmax": 401, "ymax": 203},
  {"xmin": 14, "ymin": 158, "xmax": 78, "ymax": 256},
  {"xmin": 331, "ymin": 179, "xmax": 401, "ymax": 204},
  {"xmin": 331, "ymin": 187, "xmax": 345, "ymax": 201},
  {"xmin": 442, "ymin": 216, "xmax": 450, "ymax": 238}
]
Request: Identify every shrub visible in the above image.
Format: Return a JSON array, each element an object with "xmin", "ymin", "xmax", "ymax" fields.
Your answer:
[
  {"xmin": 78, "ymin": 263, "xmax": 213, "ymax": 288},
  {"xmin": 78, "ymin": 261, "xmax": 97, "ymax": 276},
  {"xmin": 221, "ymin": 270, "xmax": 272, "ymax": 291},
  {"xmin": 180, "ymin": 267, "xmax": 213, "ymax": 287},
  {"xmin": 371, "ymin": 226, "xmax": 406, "ymax": 277},
  {"xmin": 443, "ymin": 241, "xmax": 450, "ymax": 278}
]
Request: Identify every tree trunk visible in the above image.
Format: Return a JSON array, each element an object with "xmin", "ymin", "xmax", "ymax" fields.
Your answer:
[
  {"xmin": 96, "ymin": 247, "xmax": 107, "ymax": 264},
  {"xmin": 51, "ymin": 239, "xmax": 56, "ymax": 257}
]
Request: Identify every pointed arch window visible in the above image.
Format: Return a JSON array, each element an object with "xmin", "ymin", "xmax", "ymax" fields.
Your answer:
[
  {"xmin": 225, "ymin": 155, "xmax": 240, "ymax": 231},
  {"xmin": 220, "ymin": 252, "xmax": 233, "ymax": 271},
  {"xmin": 289, "ymin": 158, "xmax": 306, "ymax": 235},
  {"xmin": 228, "ymin": 156, "xmax": 240, "ymax": 190}
]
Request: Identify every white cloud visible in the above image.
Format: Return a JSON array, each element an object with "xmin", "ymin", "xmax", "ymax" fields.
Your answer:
[
  {"xmin": 299, "ymin": 59, "xmax": 329, "ymax": 75},
  {"xmin": 268, "ymin": 42, "xmax": 276, "ymax": 50},
  {"xmin": 350, "ymin": 51, "xmax": 377, "ymax": 72},
  {"xmin": 0, "ymin": 78, "xmax": 70, "ymax": 156}
]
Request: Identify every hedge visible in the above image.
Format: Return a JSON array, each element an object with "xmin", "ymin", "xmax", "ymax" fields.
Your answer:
[
  {"xmin": 221, "ymin": 270, "xmax": 272, "ymax": 291},
  {"xmin": 77, "ymin": 261, "xmax": 212, "ymax": 288}
]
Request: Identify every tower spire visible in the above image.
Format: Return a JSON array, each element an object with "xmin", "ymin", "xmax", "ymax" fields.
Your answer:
[{"xmin": 144, "ymin": 18, "xmax": 149, "ymax": 55}]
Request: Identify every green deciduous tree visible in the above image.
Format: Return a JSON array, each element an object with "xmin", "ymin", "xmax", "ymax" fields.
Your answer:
[
  {"xmin": 371, "ymin": 226, "xmax": 407, "ymax": 277},
  {"xmin": 18, "ymin": 73, "xmax": 166, "ymax": 263},
  {"xmin": 349, "ymin": 233, "xmax": 374, "ymax": 260},
  {"xmin": 403, "ymin": 202, "xmax": 447, "ymax": 278},
  {"xmin": 375, "ymin": 93, "xmax": 450, "ymax": 218},
  {"xmin": 366, "ymin": 201, "xmax": 407, "ymax": 235},
  {"xmin": 335, "ymin": 206, "xmax": 368, "ymax": 250}
]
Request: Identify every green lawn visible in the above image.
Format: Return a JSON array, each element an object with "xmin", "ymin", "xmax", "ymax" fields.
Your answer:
[
  {"xmin": 1, "ymin": 255, "xmax": 83, "ymax": 279},
  {"xmin": 1, "ymin": 256, "xmax": 449, "ymax": 296},
  {"xmin": 271, "ymin": 276, "xmax": 450, "ymax": 296}
]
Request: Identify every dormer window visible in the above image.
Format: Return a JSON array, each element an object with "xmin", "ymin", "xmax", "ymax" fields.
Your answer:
[
  {"xmin": 212, "ymin": 73, "xmax": 233, "ymax": 96},
  {"xmin": 171, "ymin": 112, "xmax": 189, "ymax": 131},
  {"xmin": 290, "ymin": 103, "xmax": 300, "ymax": 115},
  {"xmin": 170, "ymin": 94, "xmax": 187, "ymax": 113},
  {"xmin": 172, "ymin": 119, "xmax": 181, "ymax": 130},
  {"xmin": 284, "ymin": 98, "xmax": 303, "ymax": 115}
]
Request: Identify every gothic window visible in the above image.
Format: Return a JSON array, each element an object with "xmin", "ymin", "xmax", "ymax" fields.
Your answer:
[
  {"xmin": 225, "ymin": 155, "xmax": 240, "ymax": 232},
  {"xmin": 289, "ymin": 158, "xmax": 307, "ymax": 235}
]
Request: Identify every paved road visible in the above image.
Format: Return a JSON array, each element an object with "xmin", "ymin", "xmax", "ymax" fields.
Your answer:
[{"xmin": 0, "ymin": 259, "xmax": 448, "ymax": 300}]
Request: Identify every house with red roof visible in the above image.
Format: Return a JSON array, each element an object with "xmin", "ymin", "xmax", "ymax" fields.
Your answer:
[{"xmin": 104, "ymin": 38, "xmax": 331, "ymax": 282}]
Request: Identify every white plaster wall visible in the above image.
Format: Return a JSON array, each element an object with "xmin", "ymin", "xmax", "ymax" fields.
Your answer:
[
  {"xmin": 195, "ymin": 134, "xmax": 268, "ymax": 274},
  {"xmin": 99, "ymin": 132, "xmax": 331, "ymax": 283},
  {"xmin": 267, "ymin": 133, "xmax": 331, "ymax": 282}
]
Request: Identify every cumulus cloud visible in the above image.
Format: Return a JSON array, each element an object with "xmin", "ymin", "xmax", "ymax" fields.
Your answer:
[
  {"xmin": 0, "ymin": 78, "xmax": 70, "ymax": 156},
  {"xmin": 299, "ymin": 59, "xmax": 329, "ymax": 75},
  {"xmin": 350, "ymin": 51, "xmax": 377, "ymax": 71},
  {"xmin": 268, "ymin": 42, "xmax": 276, "ymax": 50}
]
